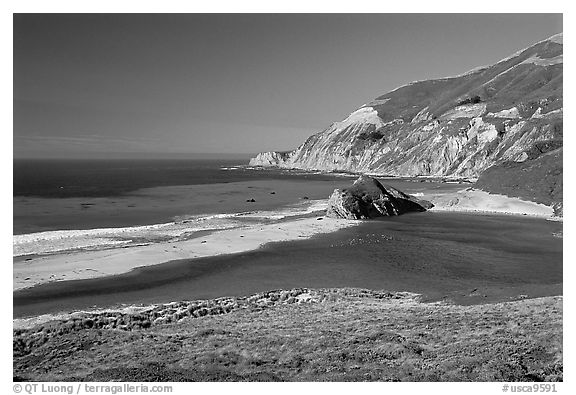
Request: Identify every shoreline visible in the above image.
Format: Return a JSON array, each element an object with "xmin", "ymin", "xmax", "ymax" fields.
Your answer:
[
  {"xmin": 13, "ymin": 198, "xmax": 331, "ymax": 257},
  {"xmin": 13, "ymin": 213, "xmax": 358, "ymax": 292},
  {"xmin": 14, "ymin": 185, "xmax": 559, "ymax": 293},
  {"xmin": 243, "ymin": 165, "xmax": 477, "ymax": 182},
  {"xmin": 424, "ymin": 188, "xmax": 556, "ymax": 218},
  {"xmin": 14, "ymin": 178, "xmax": 354, "ymax": 235},
  {"xmin": 14, "ymin": 209, "xmax": 562, "ymax": 320},
  {"xmin": 14, "ymin": 285, "xmax": 563, "ymax": 331},
  {"xmin": 14, "ymin": 287, "xmax": 417, "ymax": 330}
]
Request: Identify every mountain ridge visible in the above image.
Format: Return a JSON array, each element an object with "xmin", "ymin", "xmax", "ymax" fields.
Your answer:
[{"xmin": 250, "ymin": 33, "xmax": 562, "ymax": 185}]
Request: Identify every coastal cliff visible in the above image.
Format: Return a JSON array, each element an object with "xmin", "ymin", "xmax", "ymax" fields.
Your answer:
[{"xmin": 250, "ymin": 34, "xmax": 563, "ymax": 180}]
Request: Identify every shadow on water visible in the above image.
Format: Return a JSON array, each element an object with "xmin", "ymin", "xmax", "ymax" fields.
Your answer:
[{"xmin": 13, "ymin": 212, "xmax": 562, "ymax": 318}]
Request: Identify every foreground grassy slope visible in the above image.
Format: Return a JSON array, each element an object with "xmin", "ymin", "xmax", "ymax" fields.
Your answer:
[{"xmin": 14, "ymin": 289, "xmax": 562, "ymax": 382}]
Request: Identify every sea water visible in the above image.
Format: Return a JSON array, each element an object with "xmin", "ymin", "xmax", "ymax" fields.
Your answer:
[
  {"xmin": 13, "ymin": 158, "xmax": 562, "ymax": 318},
  {"xmin": 14, "ymin": 158, "xmax": 448, "ymax": 255}
]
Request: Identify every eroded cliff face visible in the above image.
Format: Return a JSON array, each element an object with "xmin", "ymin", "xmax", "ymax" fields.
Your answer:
[{"xmin": 250, "ymin": 34, "xmax": 563, "ymax": 178}]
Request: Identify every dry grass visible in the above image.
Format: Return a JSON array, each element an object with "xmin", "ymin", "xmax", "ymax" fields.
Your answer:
[{"xmin": 13, "ymin": 289, "xmax": 562, "ymax": 382}]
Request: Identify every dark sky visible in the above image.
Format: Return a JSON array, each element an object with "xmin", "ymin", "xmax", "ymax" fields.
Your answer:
[{"xmin": 13, "ymin": 14, "xmax": 562, "ymax": 158}]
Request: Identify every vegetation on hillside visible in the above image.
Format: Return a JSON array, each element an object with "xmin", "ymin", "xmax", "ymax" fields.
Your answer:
[
  {"xmin": 477, "ymin": 146, "xmax": 563, "ymax": 215},
  {"xmin": 14, "ymin": 288, "xmax": 562, "ymax": 382}
]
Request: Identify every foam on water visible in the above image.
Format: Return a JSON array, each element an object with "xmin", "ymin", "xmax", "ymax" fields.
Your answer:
[
  {"xmin": 13, "ymin": 200, "xmax": 329, "ymax": 257},
  {"xmin": 238, "ymin": 199, "xmax": 327, "ymax": 219}
]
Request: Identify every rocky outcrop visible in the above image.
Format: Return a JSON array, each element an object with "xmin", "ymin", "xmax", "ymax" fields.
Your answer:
[
  {"xmin": 250, "ymin": 34, "xmax": 563, "ymax": 179},
  {"xmin": 326, "ymin": 176, "xmax": 432, "ymax": 219},
  {"xmin": 248, "ymin": 151, "xmax": 291, "ymax": 167}
]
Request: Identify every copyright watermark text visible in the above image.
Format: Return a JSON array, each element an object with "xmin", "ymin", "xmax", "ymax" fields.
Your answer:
[
  {"xmin": 14, "ymin": 384, "xmax": 173, "ymax": 394},
  {"xmin": 502, "ymin": 384, "xmax": 558, "ymax": 392}
]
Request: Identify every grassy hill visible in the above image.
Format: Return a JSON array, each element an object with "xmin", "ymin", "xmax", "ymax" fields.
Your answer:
[
  {"xmin": 371, "ymin": 36, "xmax": 562, "ymax": 123},
  {"xmin": 14, "ymin": 288, "xmax": 562, "ymax": 382},
  {"xmin": 477, "ymin": 145, "xmax": 563, "ymax": 216}
]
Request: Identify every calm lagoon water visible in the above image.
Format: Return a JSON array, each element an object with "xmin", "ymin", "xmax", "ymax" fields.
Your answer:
[{"xmin": 14, "ymin": 211, "xmax": 562, "ymax": 317}]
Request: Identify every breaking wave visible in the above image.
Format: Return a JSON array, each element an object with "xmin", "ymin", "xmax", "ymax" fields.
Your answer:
[{"xmin": 13, "ymin": 200, "xmax": 328, "ymax": 257}]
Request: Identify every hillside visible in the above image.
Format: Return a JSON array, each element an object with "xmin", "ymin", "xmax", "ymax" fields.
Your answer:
[
  {"xmin": 476, "ymin": 145, "xmax": 563, "ymax": 216},
  {"xmin": 250, "ymin": 34, "xmax": 562, "ymax": 181},
  {"xmin": 13, "ymin": 288, "xmax": 562, "ymax": 382}
]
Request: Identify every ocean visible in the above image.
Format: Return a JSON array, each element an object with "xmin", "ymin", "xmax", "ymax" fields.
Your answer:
[
  {"xmin": 13, "ymin": 159, "xmax": 354, "ymax": 235},
  {"xmin": 14, "ymin": 158, "xmax": 346, "ymax": 199},
  {"xmin": 12, "ymin": 158, "xmax": 562, "ymax": 319}
]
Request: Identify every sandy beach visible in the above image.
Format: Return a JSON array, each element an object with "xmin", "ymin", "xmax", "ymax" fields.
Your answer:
[
  {"xmin": 13, "ymin": 181, "xmax": 559, "ymax": 293},
  {"xmin": 424, "ymin": 188, "xmax": 555, "ymax": 217},
  {"xmin": 13, "ymin": 215, "xmax": 358, "ymax": 291}
]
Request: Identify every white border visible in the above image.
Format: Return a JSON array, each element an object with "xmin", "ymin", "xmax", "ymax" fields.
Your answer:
[{"xmin": 3, "ymin": 3, "xmax": 571, "ymax": 393}]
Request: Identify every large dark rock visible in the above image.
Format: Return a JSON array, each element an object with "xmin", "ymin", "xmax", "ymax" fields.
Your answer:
[{"xmin": 326, "ymin": 176, "xmax": 433, "ymax": 219}]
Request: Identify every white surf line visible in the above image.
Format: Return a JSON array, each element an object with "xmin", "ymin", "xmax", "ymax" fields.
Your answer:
[
  {"xmin": 13, "ymin": 189, "xmax": 557, "ymax": 291},
  {"xmin": 13, "ymin": 200, "xmax": 330, "ymax": 258},
  {"xmin": 13, "ymin": 210, "xmax": 358, "ymax": 292},
  {"xmin": 13, "ymin": 217, "xmax": 242, "ymax": 257}
]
